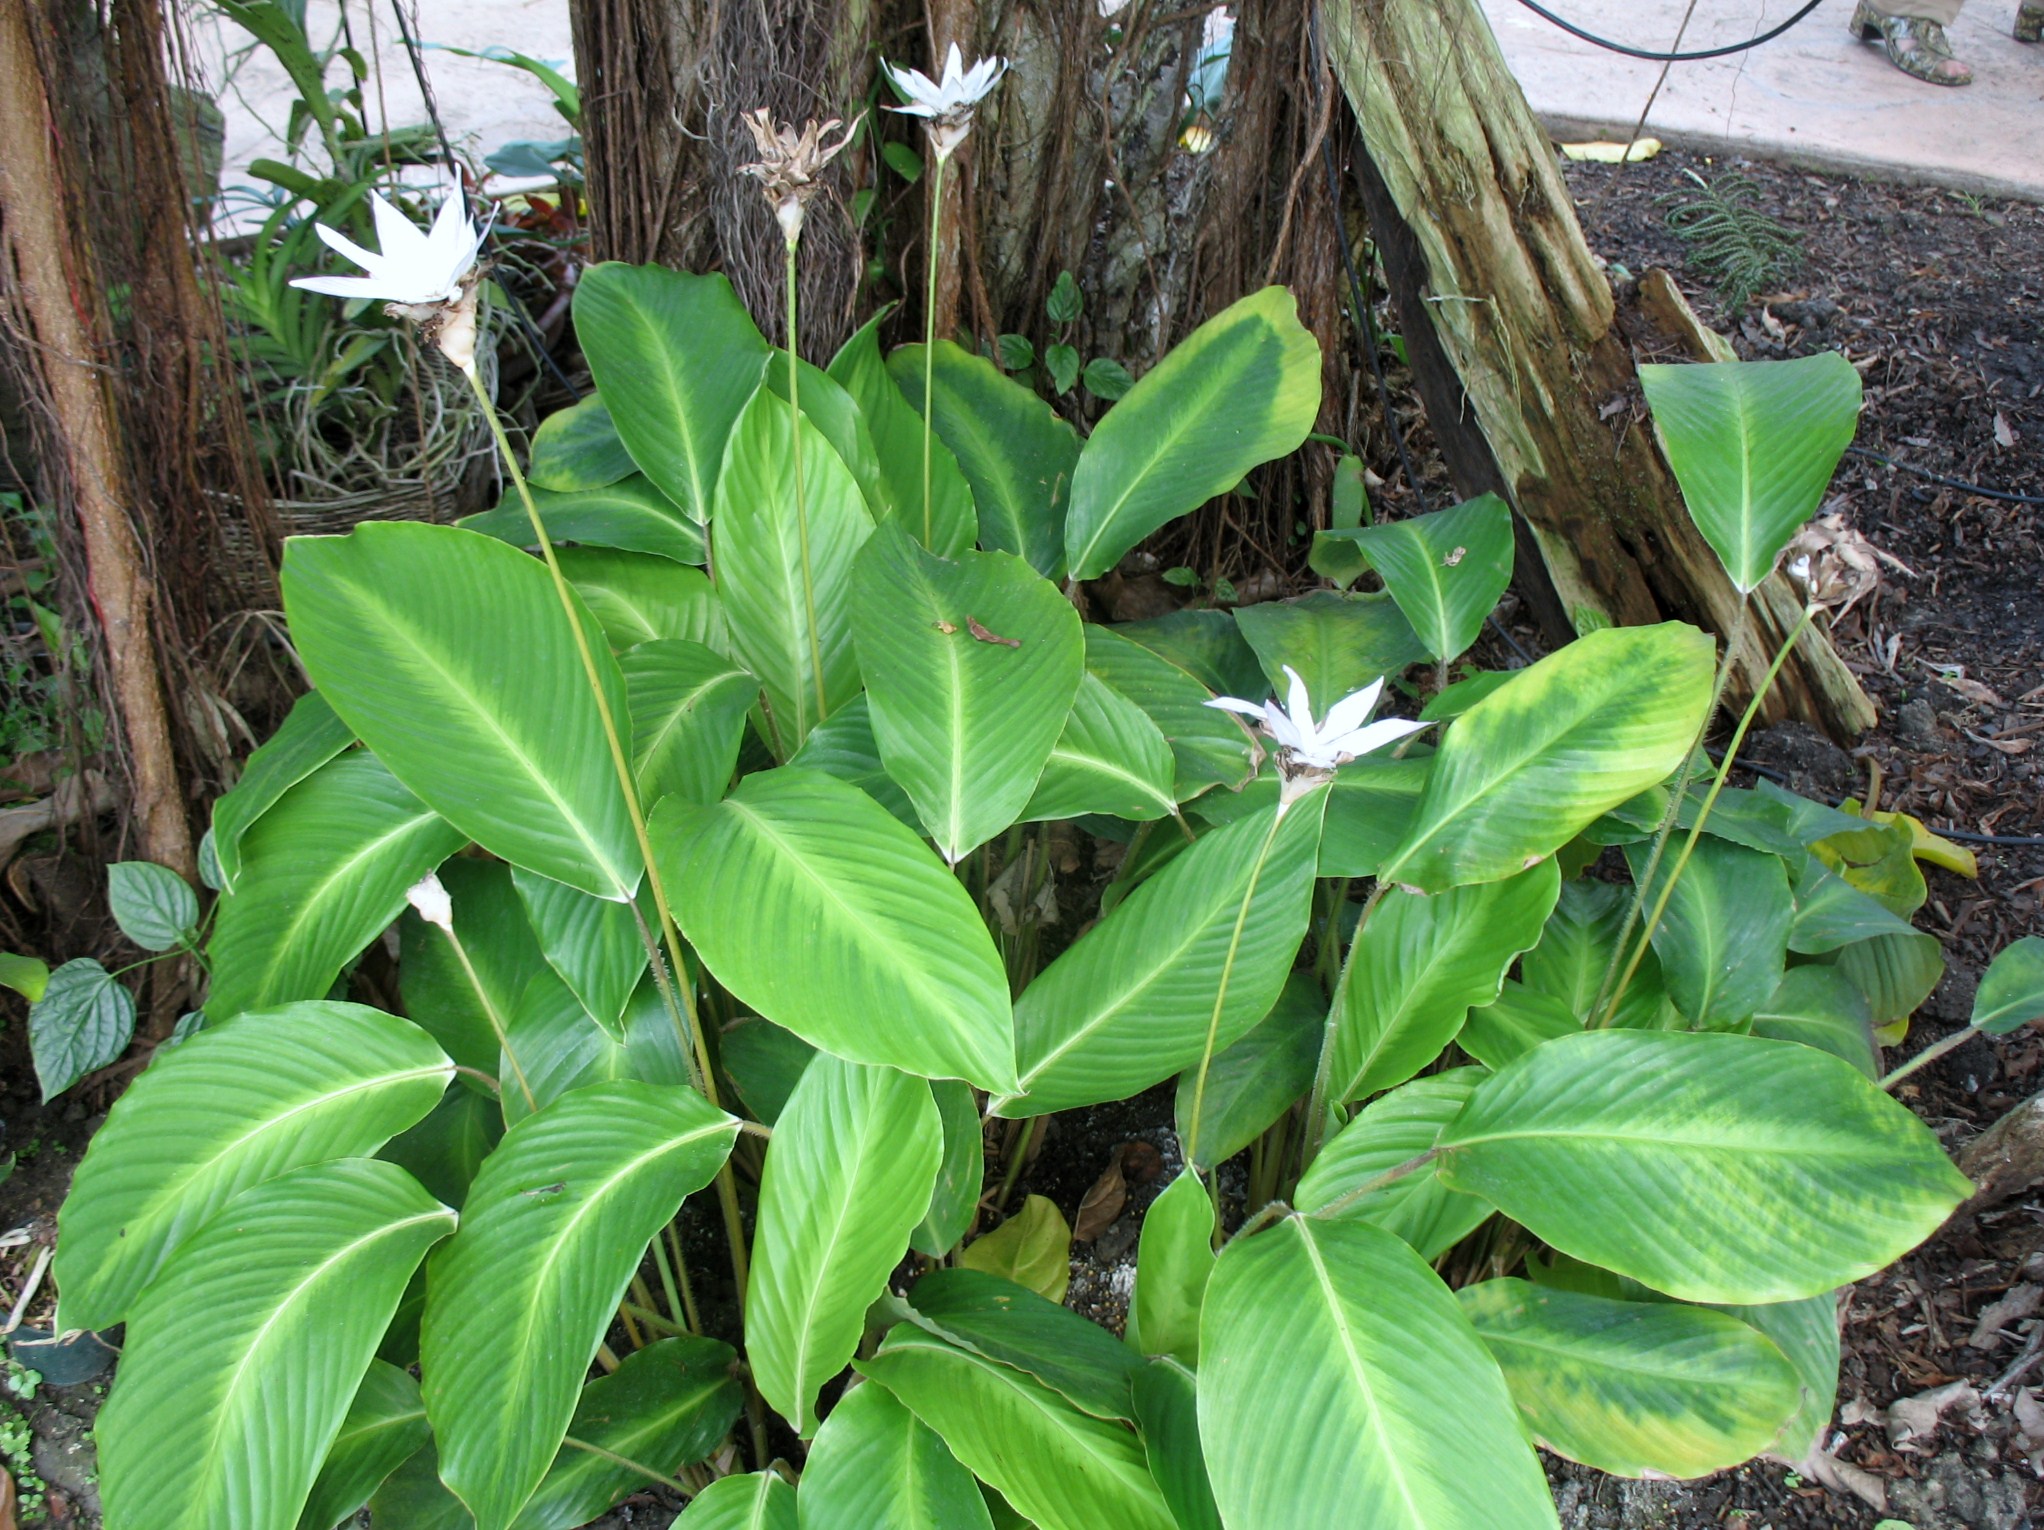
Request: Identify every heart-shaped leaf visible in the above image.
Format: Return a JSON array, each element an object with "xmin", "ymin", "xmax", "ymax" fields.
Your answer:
[
  {"xmin": 28, "ymin": 958, "xmax": 134, "ymax": 1101},
  {"xmin": 107, "ymin": 860, "xmax": 199, "ymax": 952},
  {"xmin": 1332, "ymin": 494, "xmax": 1514, "ymax": 663}
]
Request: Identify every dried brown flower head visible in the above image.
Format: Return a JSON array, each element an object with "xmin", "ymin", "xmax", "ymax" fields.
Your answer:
[
  {"xmin": 1785, "ymin": 512, "xmax": 1916, "ymax": 618},
  {"xmin": 738, "ymin": 109, "xmax": 859, "ymax": 243}
]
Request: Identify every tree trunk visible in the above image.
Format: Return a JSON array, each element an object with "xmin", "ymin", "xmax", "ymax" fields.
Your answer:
[{"xmin": 1326, "ymin": 0, "xmax": 1875, "ymax": 738}]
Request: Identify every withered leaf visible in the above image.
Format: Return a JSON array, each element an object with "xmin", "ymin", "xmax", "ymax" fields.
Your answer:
[{"xmin": 966, "ymin": 615, "xmax": 1021, "ymax": 648}]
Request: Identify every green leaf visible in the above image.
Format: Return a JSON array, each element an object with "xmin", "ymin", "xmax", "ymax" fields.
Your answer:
[
  {"xmin": 514, "ymin": 1336, "xmax": 740, "ymax": 1530},
  {"xmin": 1639, "ymin": 353, "xmax": 1863, "ymax": 593},
  {"xmin": 677, "ymin": 1472, "xmax": 798, "ymax": 1529},
  {"xmin": 1714, "ymin": 1293, "xmax": 1840, "ymax": 1460},
  {"xmin": 399, "ymin": 858, "xmax": 549, "ymax": 1082},
  {"xmin": 0, "ymin": 951, "xmax": 48, "ymax": 1002},
  {"xmin": 1458, "ymin": 1279, "xmax": 1801, "ymax": 1479},
  {"xmin": 107, "ymin": 860, "xmax": 199, "ymax": 951},
  {"xmin": 1130, "ymin": 1171, "xmax": 1215, "ymax": 1366},
  {"xmin": 211, "ymin": 690, "xmax": 355, "ymax": 892},
  {"xmin": 1460, "ymin": 981, "xmax": 1582, "ymax": 1070},
  {"xmin": 420, "ymin": 1081, "xmax": 738, "ymax": 1530},
  {"xmin": 1022, "ymin": 671, "xmax": 1179, "ymax": 824},
  {"xmin": 899, "ymin": 1268, "xmax": 1141, "ymax": 1420},
  {"xmin": 1316, "ymin": 752, "xmax": 1434, "ymax": 877},
  {"xmin": 558, "ymin": 546, "xmax": 725, "ymax": 651},
  {"xmin": 1330, "ymin": 859, "xmax": 1560, "ymax": 1102},
  {"xmin": 366, "ymin": 1440, "xmax": 475, "ymax": 1528},
  {"xmin": 28, "ymin": 958, "xmax": 134, "ymax": 1101},
  {"xmin": 97, "ymin": 1159, "xmax": 455, "ymax": 1530},
  {"xmin": 460, "ymin": 477, "xmax": 706, "ymax": 567},
  {"xmin": 1130, "ymin": 1359, "xmax": 1220, "ymax": 1530},
  {"xmin": 826, "ymin": 312, "xmax": 975, "ymax": 556},
  {"xmin": 859, "ymin": 1328, "xmax": 1176, "ymax": 1530},
  {"xmin": 1435, "ymin": 1030, "xmax": 1972, "ymax": 1302},
  {"xmin": 1975, "ymin": 936, "xmax": 2044, "ymax": 1035},
  {"xmin": 798, "ymin": 1380, "xmax": 993, "ymax": 1530},
  {"xmin": 1518, "ymin": 879, "xmax": 1676, "ymax": 1030},
  {"xmin": 719, "ymin": 1016, "xmax": 817, "ymax": 1126},
  {"xmin": 1420, "ymin": 670, "xmax": 1518, "ymax": 723},
  {"xmin": 1199, "ymin": 1215, "xmax": 1557, "ymax": 1530},
  {"xmin": 1112, "ymin": 611, "xmax": 1267, "ymax": 699},
  {"xmin": 914, "ymin": 1079, "xmax": 985, "ymax": 1257},
  {"xmin": 1381, "ymin": 624, "xmax": 1717, "ymax": 894},
  {"xmin": 996, "ymin": 333, "xmax": 1035, "ymax": 371},
  {"xmin": 1045, "ymin": 343, "xmax": 1081, "ymax": 395},
  {"xmin": 890, "ymin": 341, "xmax": 1082, "ymax": 580},
  {"xmin": 497, "ymin": 966, "xmax": 633, "ymax": 1127},
  {"xmin": 852, "ymin": 526, "xmax": 1085, "ymax": 861},
  {"xmin": 1295, "ymin": 1069, "xmax": 1492, "ymax": 1261},
  {"xmin": 1082, "ymin": 625, "xmax": 1255, "ymax": 800},
  {"xmin": 528, "ymin": 394, "xmax": 637, "ymax": 492},
  {"xmin": 786, "ymin": 694, "xmax": 920, "ymax": 826},
  {"xmin": 958, "ymin": 1195, "xmax": 1072, "ymax": 1304},
  {"xmin": 619, "ymin": 639, "xmax": 754, "ymax": 811},
  {"xmin": 656, "ymin": 767, "xmax": 1017, "ymax": 1090},
  {"xmin": 1047, "ymin": 272, "xmax": 1083, "ymax": 325},
  {"xmin": 1065, "ymin": 288, "xmax": 1321, "ymax": 581},
  {"xmin": 999, "ymin": 791, "xmax": 1324, "ymax": 1116},
  {"xmin": 1336, "ymin": 494, "xmax": 1515, "ymax": 661},
  {"xmin": 1789, "ymin": 856, "xmax": 1919, "ymax": 954},
  {"xmin": 282, "ymin": 521, "xmax": 640, "ymax": 899},
  {"xmin": 54, "ymin": 1001, "xmax": 452, "ymax": 1330},
  {"xmin": 1625, "ymin": 836, "xmax": 1793, "ymax": 1029},
  {"xmin": 1232, "ymin": 591, "xmax": 1428, "ymax": 715},
  {"xmin": 1830, "ymin": 930, "xmax": 1944, "ymax": 1024},
  {"xmin": 379, "ymin": 1082, "xmax": 504, "ymax": 1209},
  {"xmin": 299, "ymin": 1360, "xmax": 429, "ymax": 1530},
  {"xmin": 1175, "ymin": 971, "xmax": 1320, "ymax": 1171},
  {"xmin": 712, "ymin": 385, "xmax": 875, "ymax": 751},
  {"xmin": 1751, "ymin": 965, "xmax": 1878, "ymax": 1077},
  {"xmin": 209, "ymin": 751, "xmax": 467, "ymax": 1022},
  {"xmin": 1083, "ymin": 356, "xmax": 1135, "ymax": 401},
  {"xmin": 1813, "ymin": 817, "xmax": 1926, "ymax": 917},
  {"xmin": 575, "ymin": 264, "xmax": 772, "ymax": 522},
  {"xmin": 748, "ymin": 1056, "xmax": 941, "ymax": 1434},
  {"xmin": 513, "ymin": 866, "xmax": 646, "ymax": 1034}
]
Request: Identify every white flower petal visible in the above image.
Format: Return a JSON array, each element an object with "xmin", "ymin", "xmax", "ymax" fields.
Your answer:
[
  {"xmin": 940, "ymin": 41, "xmax": 966, "ymax": 92},
  {"xmin": 288, "ymin": 273, "xmax": 392, "ymax": 299},
  {"xmin": 1281, "ymin": 665, "xmax": 1316, "ymax": 739},
  {"xmin": 1319, "ymin": 676, "xmax": 1386, "ymax": 740},
  {"xmin": 1263, "ymin": 702, "xmax": 1306, "ymax": 754},
  {"xmin": 311, "ymin": 219, "xmax": 385, "ymax": 274},
  {"xmin": 1205, "ymin": 695, "xmax": 1268, "ymax": 718},
  {"xmin": 1329, "ymin": 717, "xmax": 1431, "ymax": 761},
  {"xmin": 369, "ymin": 190, "xmax": 426, "ymax": 261}
]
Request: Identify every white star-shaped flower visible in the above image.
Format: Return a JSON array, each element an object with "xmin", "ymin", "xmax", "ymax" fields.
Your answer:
[
  {"xmin": 1207, "ymin": 666, "xmax": 1429, "ymax": 772},
  {"xmin": 883, "ymin": 44, "xmax": 1008, "ymax": 157},
  {"xmin": 290, "ymin": 190, "xmax": 484, "ymax": 308}
]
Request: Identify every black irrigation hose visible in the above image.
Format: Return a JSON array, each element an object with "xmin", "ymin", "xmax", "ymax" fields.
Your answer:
[
  {"xmin": 1509, "ymin": 0, "xmax": 1831, "ymax": 63},
  {"xmin": 1847, "ymin": 447, "xmax": 2044, "ymax": 508},
  {"xmin": 1712, "ymin": 753, "xmax": 2044, "ymax": 847}
]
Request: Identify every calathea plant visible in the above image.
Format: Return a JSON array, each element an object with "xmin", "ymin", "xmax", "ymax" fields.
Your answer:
[{"xmin": 48, "ymin": 73, "xmax": 2034, "ymax": 1530}]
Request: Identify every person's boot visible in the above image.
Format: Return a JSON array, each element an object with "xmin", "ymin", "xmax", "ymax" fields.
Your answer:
[
  {"xmin": 2017, "ymin": 1, "xmax": 2044, "ymax": 43},
  {"xmin": 1850, "ymin": 0, "xmax": 1974, "ymax": 82}
]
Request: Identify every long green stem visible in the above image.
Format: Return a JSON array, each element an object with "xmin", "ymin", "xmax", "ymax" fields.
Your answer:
[
  {"xmin": 1880, "ymin": 1027, "xmax": 1975, "ymax": 1090},
  {"xmin": 920, "ymin": 150, "xmax": 949, "ymax": 545},
  {"xmin": 1599, "ymin": 605, "xmax": 1821, "ymax": 1027},
  {"xmin": 561, "ymin": 1437, "xmax": 692, "ymax": 1495},
  {"xmin": 1300, "ymin": 880, "xmax": 1390, "ymax": 1171},
  {"xmin": 784, "ymin": 238, "xmax": 827, "ymax": 730},
  {"xmin": 1588, "ymin": 600, "xmax": 1751, "ymax": 1028}
]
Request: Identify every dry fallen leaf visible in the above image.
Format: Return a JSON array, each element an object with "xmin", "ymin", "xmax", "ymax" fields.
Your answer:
[
  {"xmin": 1995, "ymin": 410, "xmax": 2018, "ymax": 449},
  {"xmin": 1934, "ymin": 669, "xmax": 2007, "ymax": 709},
  {"xmin": 1073, "ymin": 1146, "xmax": 1129, "ymax": 1242},
  {"xmin": 0, "ymin": 1467, "xmax": 14, "ymax": 1530},
  {"xmin": 1968, "ymin": 1283, "xmax": 2042, "ymax": 1348},
  {"xmin": 1883, "ymin": 1379, "xmax": 1982, "ymax": 1446},
  {"xmin": 966, "ymin": 616, "xmax": 1021, "ymax": 648}
]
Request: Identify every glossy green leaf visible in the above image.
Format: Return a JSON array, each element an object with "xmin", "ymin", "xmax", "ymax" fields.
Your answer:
[
  {"xmin": 1199, "ymin": 1215, "xmax": 1557, "ymax": 1530},
  {"xmin": 914, "ymin": 1079, "xmax": 985, "ymax": 1257},
  {"xmin": 1083, "ymin": 625, "xmax": 1256, "ymax": 800},
  {"xmin": 366, "ymin": 1441, "xmax": 472, "ymax": 1529},
  {"xmin": 1751, "ymin": 965, "xmax": 1879, "ymax": 1077},
  {"xmin": 1022, "ymin": 672, "xmax": 1179, "ymax": 824},
  {"xmin": 1331, "ymin": 859, "xmax": 1560, "ymax": 1102},
  {"xmin": 656, "ymin": 767, "xmax": 1016, "ymax": 1090},
  {"xmin": 282, "ymin": 521, "xmax": 640, "ymax": 899},
  {"xmin": 1625, "ymin": 836, "xmax": 1793, "ymax": 1029},
  {"xmin": 460, "ymin": 477, "xmax": 707, "ymax": 567},
  {"xmin": 1813, "ymin": 817, "xmax": 1926, "ymax": 917},
  {"xmin": 678, "ymin": 1472, "xmax": 798, "ymax": 1529},
  {"xmin": 719, "ymin": 1016, "xmax": 816, "ymax": 1126},
  {"xmin": 209, "ymin": 752, "xmax": 467, "ymax": 1021},
  {"xmin": 497, "ymin": 966, "xmax": 632, "ymax": 1126},
  {"xmin": 108, "ymin": 859, "xmax": 199, "ymax": 952},
  {"xmin": 420, "ymin": 1080, "xmax": 738, "ymax": 1530},
  {"xmin": 1295, "ymin": 1069, "xmax": 1492, "ymax": 1261},
  {"xmin": 889, "ymin": 340, "xmax": 1080, "ymax": 578},
  {"xmin": 557, "ymin": 546, "xmax": 724, "ymax": 652},
  {"xmin": 1714, "ymin": 1293, "xmax": 1840, "ymax": 1460},
  {"xmin": 1458, "ymin": 1279, "xmax": 1801, "ymax": 1479},
  {"xmin": 1830, "ymin": 930, "xmax": 1944, "ymax": 1024},
  {"xmin": 958, "ymin": 1195, "xmax": 1072, "ymax": 1305},
  {"xmin": 860, "ymin": 1327, "xmax": 1175, "ymax": 1530},
  {"xmin": 514, "ymin": 1336, "xmax": 740, "ymax": 1530},
  {"xmin": 299, "ymin": 1360, "xmax": 429, "ymax": 1530},
  {"xmin": 1380, "ymin": 624, "xmax": 1716, "ymax": 894},
  {"xmin": 1789, "ymin": 856, "xmax": 1919, "ymax": 954},
  {"xmin": 528, "ymin": 394, "xmax": 636, "ymax": 492},
  {"xmin": 379, "ymin": 1081, "xmax": 504, "ymax": 1209},
  {"xmin": 998, "ymin": 790, "xmax": 1324, "ymax": 1116},
  {"xmin": 1316, "ymin": 753, "xmax": 1433, "ymax": 876},
  {"xmin": 1436, "ymin": 1030, "xmax": 1972, "ymax": 1302},
  {"xmin": 711, "ymin": 385, "xmax": 875, "ymax": 751},
  {"xmin": 0, "ymin": 950, "xmax": 47, "ymax": 1002},
  {"xmin": 98, "ymin": 1159, "xmax": 454, "ymax": 1530},
  {"xmin": 212, "ymin": 689, "xmax": 355, "ymax": 891},
  {"xmin": 1065, "ymin": 288, "xmax": 1320, "ymax": 581},
  {"xmin": 1131, "ymin": 1172, "xmax": 1216, "ymax": 1367},
  {"xmin": 827, "ymin": 313, "xmax": 976, "ymax": 555},
  {"xmin": 399, "ymin": 858, "xmax": 549, "ymax": 1082},
  {"xmin": 55, "ymin": 1001, "xmax": 451, "ymax": 1330},
  {"xmin": 1175, "ymin": 971, "xmax": 1320, "ymax": 1171},
  {"xmin": 620, "ymin": 639, "xmax": 754, "ymax": 810},
  {"xmin": 1975, "ymin": 936, "xmax": 2044, "ymax": 1035},
  {"xmin": 513, "ymin": 866, "xmax": 646, "ymax": 1034},
  {"xmin": 28, "ymin": 958, "xmax": 134, "ymax": 1101},
  {"xmin": 575, "ymin": 263, "xmax": 772, "ymax": 522},
  {"xmin": 1459, "ymin": 982, "xmax": 1582, "ymax": 1071},
  {"xmin": 761, "ymin": 350, "xmax": 891, "ymax": 522},
  {"xmin": 851, "ymin": 526, "xmax": 1085, "ymax": 860},
  {"xmin": 1342, "ymin": 494, "xmax": 1515, "ymax": 661},
  {"xmin": 1130, "ymin": 1359, "xmax": 1221, "ymax": 1530},
  {"xmin": 748, "ymin": 1056, "xmax": 941, "ymax": 1434},
  {"xmin": 786, "ymin": 694, "xmax": 919, "ymax": 826},
  {"xmin": 1110, "ymin": 611, "xmax": 1266, "ymax": 700},
  {"xmin": 1640, "ymin": 353, "xmax": 1863, "ymax": 593},
  {"xmin": 899, "ymin": 1268, "xmax": 1141, "ymax": 1421},
  {"xmin": 798, "ymin": 1381, "xmax": 993, "ymax": 1530},
  {"xmin": 1232, "ymin": 591, "xmax": 1428, "ymax": 715},
  {"xmin": 1519, "ymin": 879, "xmax": 1677, "ymax": 1030}
]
